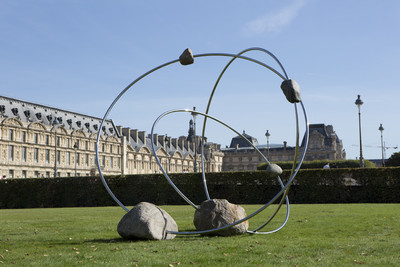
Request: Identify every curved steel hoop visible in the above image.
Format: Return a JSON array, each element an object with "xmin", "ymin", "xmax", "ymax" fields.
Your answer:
[{"xmin": 95, "ymin": 48, "xmax": 310, "ymax": 235}]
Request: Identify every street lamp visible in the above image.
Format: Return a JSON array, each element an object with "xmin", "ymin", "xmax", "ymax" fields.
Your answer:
[
  {"xmin": 73, "ymin": 141, "xmax": 78, "ymax": 176},
  {"xmin": 191, "ymin": 107, "xmax": 198, "ymax": 172},
  {"xmin": 164, "ymin": 135, "xmax": 170, "ymax": 173},
  {"xmin": 379, "ymin": 124, "xmax": 385, "ymax": 167},
  {"xmin": 265, "ymin": 130, "xmax": 270, "ymax": 159},
  {"xmin": 52, "ymin": 118, "xmax": 60, "ymax": 177},
  {"xmin": 355, "ymin": 94, "xmax": 364, "ymax": 168}
]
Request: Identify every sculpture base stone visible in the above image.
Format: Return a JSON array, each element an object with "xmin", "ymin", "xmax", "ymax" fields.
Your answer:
[
  {"xmin": 193, "ymin": 199, "xmax": 248, "ymax": 236},
  {"xmin": 117, "ymin": 202, "xmax": 178, "ymax": 240}
]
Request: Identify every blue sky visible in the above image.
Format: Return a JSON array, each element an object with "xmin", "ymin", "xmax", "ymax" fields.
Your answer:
[{"xmin": 1, "ymin": 0, "xmax": 399, "ymax": 160}]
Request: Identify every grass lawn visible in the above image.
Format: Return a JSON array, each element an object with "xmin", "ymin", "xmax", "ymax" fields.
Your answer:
[{"xmin": 1, "ymin": 204, "xmax": 399, "ymax": 266}]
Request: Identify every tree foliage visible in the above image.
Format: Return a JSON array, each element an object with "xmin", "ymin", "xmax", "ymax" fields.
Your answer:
[{"xmin": 386, "ymin": 152, "xmax": 400, "ymax": 166}]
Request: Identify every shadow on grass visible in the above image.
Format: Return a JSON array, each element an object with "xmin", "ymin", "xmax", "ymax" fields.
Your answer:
[{"xmin": 83, "ymin": 232, "xmax": 228, "ymax": 244}]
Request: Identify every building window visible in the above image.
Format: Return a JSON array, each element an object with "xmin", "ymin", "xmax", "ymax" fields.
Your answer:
[
  {"xmin": 56, "ymin": 151, "xmax": 60, "ymax": 164},
  {"xmin": 34, "ymin": 133, "xmax": 38, "ymax": 144},
  {"xmin": 56, "ymin": 136, "xmax": 60, "ymax": 147},
  {"xmin": 110, "ymin": 145, "xmax": 113, "ymax": 154},
  {"xmin": 46, "ymin": 135, "xmax": 50, "ymax": 145},
  {"xmin": 34, "ymin": 171, "xmax": 39, "ymax": 178},
  {"xmin": 9, "ymin": 170, "xmax": 14, "ymax": 178},
  {"xmin": 102, "ymin": 144, "xmax": 105, "ymax": 152},
  {"xmin": 85, "ymin": 154, "xmax": 89, "ymax": 167},
  {"xmin": 22, "ymin": 147, "xmax": 27, "ymax": 162},
  {"xmin": 9, "ymin": 129, "xmax": 14, "ymax": 141},
  {"xmin": 67, "ymin": 138, "xmax": 70, "ymax": 148},
  {"xmin": 46, "ymin": 149, "xmax": 50, "ymax": 164},
  {"xmin": 67, "ymin": 152, "xmax": 70, "ymax": 165},
  {"xmin": 76, "ymin": 153, "xmax": 80, "ymax": 166},
  {"xmin": 46, "ymin": 172, "xmax": 50, "ymax": 178},
  {"xmin": 102, "ymin": 156, "xmax": 105, "ymax": 167},
  {"xmin": 22, "ymin": 170, "xmax": 27, "ymax": 178},
  {"xmin": 22, "ymin": 131, "xmax": 26, "ymax": 143},
  {"xmin": 34, "ymin": 148, "xmax": 39, "ymax": 163},
  {"xmin": 85, "ymin": 141, "xmax": 89, "ymax": 150},
  {"xmin": 110, "ymin": 157, "xmax": 113, "ymax": 168},
  {"xmin": 117, "ymin": 158, "xmax": 121, "ymax": 168},
  {"xmin": 9, "ymin": 145, "xmax": 14, "ymax": 161}
]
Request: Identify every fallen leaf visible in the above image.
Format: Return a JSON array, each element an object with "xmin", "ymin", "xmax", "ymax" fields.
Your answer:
[
  {"xmin": 353, "ymin": 260, "xmax": 365, "ymax": 264},
  {"xmin": 44, "ymin": 254, "xmax": 49, "ymax": 257},
  {"xmin": 0, "ymin": 255, "xmax": 4, "ymax": 259},
  {"xmin": 76, "ymin": 252, "xmax": 80, "ymax": 254},
  {"xmin": 72, "ymin": 248, "xmax": 79, "ymax": 251}
]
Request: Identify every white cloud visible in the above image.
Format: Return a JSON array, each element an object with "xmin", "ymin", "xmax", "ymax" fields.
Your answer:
[{"xmin": 243, "ymin": 0, "xmax": 307, "ymax": 35}]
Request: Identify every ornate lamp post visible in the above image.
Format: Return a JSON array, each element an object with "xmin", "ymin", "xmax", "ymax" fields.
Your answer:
[
  {"xmin": 379, "ymin": 124, "xmax": 385, "ymax": 167},
  {"xmin": 52, "ymin": 118, "xmax": 60, "ymax": 177},
  {"xmin": 164, "ymin": 135, "xmax": 170, "ymax": 173},
  {"xmin": 265, "ymin": 130, "xmax": 270, "ymax": 159},
  {"xmin": 355, "ymin": 95, "xmax": 364, "ymax": 168},
  {"xmin": 191, "ymin": 107, "xmax": 198, "ymax": 173},
  {"xmin": 74, "ymin": 141, "xmax": 78, "ymax": 176}
]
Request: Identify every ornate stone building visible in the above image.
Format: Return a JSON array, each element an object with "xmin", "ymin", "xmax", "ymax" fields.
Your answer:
[
  {"xmin": 222, "ymin": 124, "xmax": 346, "ymax": 171},
  {"xmin": 0, "ymin": 96, "xmax": 223, "ymax": 178}
]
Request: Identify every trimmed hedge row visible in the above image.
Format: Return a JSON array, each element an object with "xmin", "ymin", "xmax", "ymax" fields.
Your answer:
[
  {"xmin": 0, "ymin": 167, "xmax": 399, "ymax": 208},
  {"xmin": 257, "ymin": 159, "xmax": 376, "ymax": 170}
]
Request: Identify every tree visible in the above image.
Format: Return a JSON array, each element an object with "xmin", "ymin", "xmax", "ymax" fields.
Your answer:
[{"xmin": 385, "ymin": 152, "xmax": 400, "ymax": 167}]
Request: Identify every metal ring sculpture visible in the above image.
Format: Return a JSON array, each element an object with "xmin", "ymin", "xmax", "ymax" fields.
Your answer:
[{"xmin": 96, "ymin": 47, "xmax": 309, "ymax": 235}]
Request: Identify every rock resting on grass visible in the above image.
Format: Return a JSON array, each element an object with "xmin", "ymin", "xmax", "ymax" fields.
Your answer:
[
  {"xmin": 117, "ymin": 202, "xmax": 178, "ymax": 240},
  {"xmin": 194, "ymin": 199, "xmax": 248, "ymax": 236}
]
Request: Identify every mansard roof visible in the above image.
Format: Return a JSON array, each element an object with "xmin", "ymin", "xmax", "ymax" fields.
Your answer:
[
  {"xmin": 301, "ymin": 123, "xmax": 341, "ymax": 147},
  {"xmin": 229, "ymin": 130, "xmax": 259, "ymax": 148},
  {"xmin": 0, "ymin": 95, "xmax": 118, "ymax": 137}
]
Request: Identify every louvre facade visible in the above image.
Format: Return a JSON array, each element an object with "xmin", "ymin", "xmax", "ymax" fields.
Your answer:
[
  {"xmin": 222, "ymin": 124, "xmax": 346, "ymax": 171},
  {"xmin": 0, "ymin": 96, "xmax": 223, "ymax": 178}
]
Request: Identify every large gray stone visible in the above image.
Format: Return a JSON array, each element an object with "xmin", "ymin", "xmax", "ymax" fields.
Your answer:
[
  {"xmin": 280, "ymin": 79, "xmax": 301, "ymax": 103},
  {"xmin": 117, "ymin": 202, "xmax": 178, "ymax": 240},
  {"xmin": 194, "ymin": 199, "xmax": 248, "ymax": 236},
  {"xmin": 267, "ymin": 163, "xmax": 283, "ymax": 175},
  {"xmin": 179, "ymin": 48, "xmax": 194, "ymax": 65}
]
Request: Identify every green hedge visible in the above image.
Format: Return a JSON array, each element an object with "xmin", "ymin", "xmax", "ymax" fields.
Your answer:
[
  {"xmin": 0, "ymin": 168, "xmax": 399, "ymax": 208},
  {"xmin": 257, "ymin": 159, "xmax": 376, "ymax": 170}
]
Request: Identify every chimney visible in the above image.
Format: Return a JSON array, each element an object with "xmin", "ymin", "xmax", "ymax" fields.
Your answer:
[
  {"xmin": 121, "ymin": 127, "xmax": 131, "ymax": 141},
  {"xmin": 131, "ymin": 129, "xmax": 138, "ymax": 143},
  {"xmin": 178, "ymin": 138, "xmax": 185, "ymax": 150},
  {"xmin": 172, "ymin": 138, "xmax": 177, "ymax": 150},
  {"xmin": 158, "ymin": 135, "xmax": 165, "ymax": 147},
  {"xmin": 152, "ymin": 134, "xmax": 158, "ymax": 146},
  {"xmin": 116, "ymin": 126, "xmax": 123, "ymax": 136},
  {"xmin": 138, "ymin": 131, "xmax": 146, "ymax": 145},
  {"xmin": 283, "ymin": 141, "xmax": 287, "ymax": 149}
]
